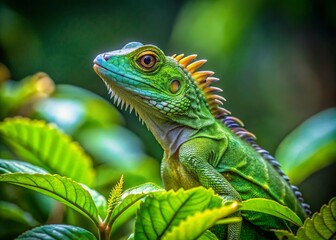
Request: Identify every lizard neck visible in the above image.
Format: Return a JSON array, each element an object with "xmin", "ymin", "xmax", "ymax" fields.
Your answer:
[
  {"xmin": 140, "ymin": 113, "xmax": 195, "ymax": 156},
  {"xmin": 137, "ymin": 108, "xmax": 221, "ymax": 158}
]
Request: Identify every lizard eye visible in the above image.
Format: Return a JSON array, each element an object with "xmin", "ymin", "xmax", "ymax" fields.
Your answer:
[
  {"xmin": 141, "ymin": 55, "xmax": 155, "ymax": 67},
  {"xmin": 136, "ymin": 51, "xmax": 158, "ymax": 71},
  {"xmin": 170, "ymin": 79, "xmax": 181, "ymax": 93}
]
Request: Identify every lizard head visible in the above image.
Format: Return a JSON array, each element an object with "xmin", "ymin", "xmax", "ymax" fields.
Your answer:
[{"xmin": 93, "ymin": 42, "xmax": 228, "ymax": 129}]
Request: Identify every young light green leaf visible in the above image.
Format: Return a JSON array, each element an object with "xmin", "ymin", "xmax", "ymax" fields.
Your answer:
[
  {"xmin": 134, "ymin": 187, "xmax": 223, "ymax": 239},
  {"xmin": 240, "ymin": 198, "xmax": 303, "ymax": 227},
  {"xmin": 162, "ymin": 202, "xmax": 240, "ymax": 240},
  {"xmin": 0, "ymin": 159, "xmax": 48, "ymax": 174},
  {"xmin": 0, "ymin": 118, "xmax": 95, "ymax": 185},
  {"xmin": 0, "ymin": 201, "xmax": 39, "ymax": 227},
  {"xmin": 108, "ymin": 182, "xmax": 164, "ymax": 225},
  {"xmin": 0, "ymin": 173, "xmax": 100, "ymax": 226},
  {"xmin": 17, "ymin": 224, "xmax": 97, "ymax": 240},
  {"xmin": 275, "ymin": 108, "xmax": 336, "ymax": 184},
  {"xmin": 295, "ymin": 197, "xmax": 336, "ymax": 239}
]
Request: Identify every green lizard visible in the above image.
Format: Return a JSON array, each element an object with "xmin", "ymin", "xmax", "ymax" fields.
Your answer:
[{"xmin": 93, "ymin": 42, "xmax": 310, "ymax": 239}]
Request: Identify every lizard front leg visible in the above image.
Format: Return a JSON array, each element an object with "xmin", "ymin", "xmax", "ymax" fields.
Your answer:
[{"xmin": 178, "ymin": 137, "xmax": 242, "ymax": 240}]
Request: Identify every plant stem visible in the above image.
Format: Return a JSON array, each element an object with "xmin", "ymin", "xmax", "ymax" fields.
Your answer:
[
  {"xmin": 98, "ymin": 223, "xmax": 111, "ymax": 240},
  {"xmin": 105, "ymin": 225, "xmax": 111, "ymax": 240}
]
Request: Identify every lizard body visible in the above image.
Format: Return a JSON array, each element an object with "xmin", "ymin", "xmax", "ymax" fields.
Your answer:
[{"xmin": 93, "ymin": 42, "xmax": 310, "ymax": 239}]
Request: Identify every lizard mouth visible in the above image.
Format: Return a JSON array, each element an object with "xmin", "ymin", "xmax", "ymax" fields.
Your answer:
[
  {"xmin": 93, "ymin": 60, "xmax": 155, "ymax": 118},
  {"xmin": 93, "ymin": 63, "xmax": 136, "ymax": 112},
  {"xmin": 93, "ymin": 54, "xmax": 172, "ymax": 122},
  {"xmin": 93, "ymin": 54, "xmax": 162, "ymax": 100},
  {"xmin": 93, "ymin": 56, "xmax": 155, "ymax": 92}
]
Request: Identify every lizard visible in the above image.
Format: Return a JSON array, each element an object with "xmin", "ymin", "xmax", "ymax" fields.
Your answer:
[{"xmin": 93, "ymin": 42, "xmax": 310, "ymax": 239}]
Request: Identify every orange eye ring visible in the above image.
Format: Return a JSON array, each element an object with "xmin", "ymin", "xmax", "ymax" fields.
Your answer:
[
  {"xmin": 136, "ymin": 51, "xmax": 158, "ymax": 71},
  {"xmin": 170, "ymin": 79, "xmax": 181, "ymax": 93}
]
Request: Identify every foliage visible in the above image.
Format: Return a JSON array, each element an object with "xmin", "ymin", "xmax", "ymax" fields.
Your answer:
[
  {"xmin": 276, "ymin": 108, "xmax": 336, "ymax": 184},
  {"xmin": 274, "ymin": 197, "xmax": 336, "ymax": 240},
  {"xmin": 0, "ymin": 157, "xmax": 306, "ymax": 240},
  {"xmin": 0, "ymin": 201, "xmax": 38, "ymax": 227},
  {"xmin": 1, "ymin": 1, "xmax": 334, "ymax": 237},
  {"xmin": 0, "ymin": 73, "xmax": 334, "ymax": 239},
  {"xmin": 0, "ymin": 74, "xmax": 161, "ymax": 239},
  {"xmin": 240, "ymin": 198, "xmax": 303, "ymax": 227},
  {"xmin": 0, "ymin": 116, "xmax": 326, "ymax": 240},
  {"xmin": 0, "ymin": 157, "xmax": 164, "ymax": 239},
  {"xmin": 17, "ymin": 225, "xmax": 97, "ymax": 240},
  {"xmin": 0, "ymin": 117, "xmax": 95, "ymax": 185}
]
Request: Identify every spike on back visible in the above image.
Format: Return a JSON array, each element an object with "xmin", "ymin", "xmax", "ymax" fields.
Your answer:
[
  {"xmin": 172, "ymin": 53, "xmax": 311, "ymax": 216},
  {"xmin": 172, "ymin": 53, "xmax": 254, "ymax": 139},
  {"xmin": 179, "ymin": 54, "xmax": 197, "ymax": 67},
  {"xmin": 172, "ymin": 54, "xmax": 231, "ymax": 122}
]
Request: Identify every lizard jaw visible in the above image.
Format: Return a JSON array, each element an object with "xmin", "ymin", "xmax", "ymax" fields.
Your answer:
[
  {"xmin": 94, "ymin": 63, "xmax": 148, "ymax": 124},
  {"xmin": 102, "ymin": 79, "xmax": 134, "ymax": 114}
]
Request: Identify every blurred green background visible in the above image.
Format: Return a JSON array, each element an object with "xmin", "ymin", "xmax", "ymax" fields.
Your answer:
[
  {"xmin": 1, "ymin": 0, "xmax": 335, "ymax": 153},
  {"xmin": 0, "ymin": 0, "xmax": 335, "ymax": 236}
]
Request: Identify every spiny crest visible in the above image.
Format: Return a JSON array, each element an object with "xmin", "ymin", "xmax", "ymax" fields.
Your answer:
[
  {"xmin": 172, "ymin": 54, "xmax": 269, "ymax": 149},
  {"xmin": 172, "ymin": 53, "xmax": 257, "ymax": 141},
  {"xmin": 172, "ymin": 53, "xmax": 311, "ymax": 216},
  {"xmin": 172, "ymin": 53, "xmax": 231, "ymax": 119}
]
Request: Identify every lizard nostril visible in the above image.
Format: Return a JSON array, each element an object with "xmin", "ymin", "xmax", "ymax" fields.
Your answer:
[{"xmin": 103, "ymin": 53, "xmax": 111, "ymax": 61}]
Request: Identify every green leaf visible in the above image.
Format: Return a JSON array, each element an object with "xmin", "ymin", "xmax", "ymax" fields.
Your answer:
[
  {"xmin": 162, "ymin": 202, "xmax": 240, "ymax": 240},
  {"xmin": 240, "ymin": 198, "xmax": 303, "ymax": 227},
  {"xmin": 0, "ymin": 159, "xmax": 48, "ymax": 174},
  {"xmin": 0, "ymin": 201, "xmax": 39, "ymax": 227},
  {"xmin": 17, "ymin": 224, "xmax": 97, "ymax": 240},
  {"xmin": 81, "ymin": 185, "xmax": 107, "ymax": 221},
  {"xmin": 275, "ymin": 108, "xmax": 336, "ymax": 184},
  {"xmin": 0, "ymin": 173, "xmax": 100, "ymax": 226},
  {"xmin": 273, "ymin": 229, "xmax": 296, "ymax": 240},
  {"xmin": 295, "ymin": 197, "xmax": 336, "ymax": 239},
  {"xmin": 273, "ymin": 197, "xmax": 336, "ymax": 239},
  {"xmin": 0, "ymin": 159, "xmax": 107, "ymax": 222},
  {"xmin": 121, "ymin": 182, "xmax": 164, "ymax": 198},
  {"xmin": 0, "ymin": 118, "xmax": 95, "ymax": 185},
  {"xmin": 198, "ymin": 230, "xmax": 219, "ymax": 240},
  {"xmin": 134, "ymin": 187, "xmax": 223, "ymax": 239},
  {"xmin": 108, "ymin": 182, "xmax": 164, "ymax": 225}
]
